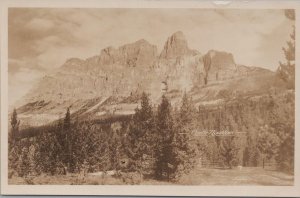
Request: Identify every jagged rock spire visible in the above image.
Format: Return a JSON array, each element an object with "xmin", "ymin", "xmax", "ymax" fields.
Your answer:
[{"xmin": 160, "ymin": 31, "xmax": 195, "ymax": 59}]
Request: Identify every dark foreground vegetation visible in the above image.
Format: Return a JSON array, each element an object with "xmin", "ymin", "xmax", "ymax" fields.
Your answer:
[{"xmin": 8, "ymin": 91, "xmax": 294, "ymax": 184}]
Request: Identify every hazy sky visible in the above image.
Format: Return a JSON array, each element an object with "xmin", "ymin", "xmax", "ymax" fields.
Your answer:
[{"xmin": 8, "ymin": 8, "xmax": 294, "ymax": 105}]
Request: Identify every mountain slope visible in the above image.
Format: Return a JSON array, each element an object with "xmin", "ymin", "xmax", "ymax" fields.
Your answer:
[{"xmin": 14, "ymin": 31, "xmax": 288, "ymax": 127}]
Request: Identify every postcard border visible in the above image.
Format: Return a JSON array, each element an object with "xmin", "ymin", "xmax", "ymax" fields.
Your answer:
[{"xmin": 1, "ymin": 0, "xmax": 300, "ymax": 196}]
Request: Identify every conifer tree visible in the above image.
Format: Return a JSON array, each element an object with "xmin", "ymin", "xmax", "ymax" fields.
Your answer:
[
  {"xmin": 257, "ymin": 125, "xmax": 280, "ymax": 169},
  {"xmin": 219, "ymin": 136, "xmax": 239, "ymax": 169},
  {"xmin": 63, "ymin": 107, "xmax": 74, "ymax": 172},
  {"xmin": 173, "ymin": 92, "xmax": 197, "ymax": 178},
  {"xmin": 54, "ymin": 117, "xmax": 65, "ymax": 172},
  {"xmin": 9, "ymin": 108, "xmax": 21, "ymax": 175},
  {"xmin": 19, "ymin": 146, "xmax": 30, "ymax": 177},
  {"xmin": 274, "ymin": 123, "xmax": 294, "ymax": 173},
  {"xmin": 126, "ymin": 92, "xmax": 155, "ymax": 176},
  {"xmin": 10, "ymin": 108, "xmax": 20, "ymax": 140},
  {"xmin": 33, "ymin": 132, "xmax": 60, "ymax": 175},
  {"xmin": 64, "ymin": 107, "xmax": 71, "ymax": 130},
  {"xmin": 8, "ymin": 142, "xmax": 21, "ymax": 176},
  {"xmin": 243, "ymin": 132, "xmax": 260, "ymax": 167},
  {"xmin": 277, "ymin": 9, "xmax": 295, "ymax": 88},
  {"xmin": 154, "ymin": 95, "xmax": 176, "ymax": 180}
]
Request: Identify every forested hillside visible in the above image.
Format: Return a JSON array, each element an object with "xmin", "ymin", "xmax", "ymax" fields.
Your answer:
[{"xmin": 8, "ymin": 90, "xmax": 294, "ymax": 184}]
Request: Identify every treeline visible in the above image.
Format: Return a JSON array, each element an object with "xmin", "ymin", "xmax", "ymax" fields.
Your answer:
[
  {"xmin": 8, "ymin": 91, "xmax": 295, "ymax": 182},
  {"xmin": 9, "ymin": 93, "xmax": 199, "ymax": 181}
]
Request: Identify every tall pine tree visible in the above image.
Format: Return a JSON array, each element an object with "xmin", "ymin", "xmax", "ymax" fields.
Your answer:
[
  {"xmin": 63, "ymin": 107, "xmax": 75, "ymax": 172},
  {"xmin": 277, "ymin": 9, "xmax": 295, "ymax": 88},
  {"xmin": 10, "ymin": 108, "xmax": 20, "ymax": 140},
  {"xmin": 126, "ymin": 92, "xmax": 155, "ymax": 176},
  {"xmin": 154, "ymin": 95, "xmax": 176, "ymax": 181},
  {"xmin": 8, "ymin": 108, "xmax": 21, "ymax": 176},
  {"xmin": 173, "ymin": 92, "xmax": 197, "ymax": 178}
]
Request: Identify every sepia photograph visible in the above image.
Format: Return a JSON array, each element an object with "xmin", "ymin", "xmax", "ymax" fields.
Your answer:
[{"xmin": 1, "ymin": 0, "xmax": 300, "ymax": 196}]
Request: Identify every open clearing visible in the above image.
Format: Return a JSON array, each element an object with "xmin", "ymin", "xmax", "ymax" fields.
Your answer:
[{"xmin": 9, "ymin": 167, "xmax": 293, "ymax": 186}]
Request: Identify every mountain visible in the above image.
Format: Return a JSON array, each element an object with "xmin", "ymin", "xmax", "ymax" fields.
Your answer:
[{"xmin": 14, "ymin": 31, "xmax": 288, "ymax": 127}]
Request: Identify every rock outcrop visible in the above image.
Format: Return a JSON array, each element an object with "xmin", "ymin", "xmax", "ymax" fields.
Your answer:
[
  {"xmin": 159, "ymin": 31, "xmax": 197, "ymax": 59},
  {"xmin": 99, "ymin": 39, "xmax": 157, "ymax": 67},
  {"xmin": 202, "ymin": 50, "xmax": 238, "ymax": 84}
]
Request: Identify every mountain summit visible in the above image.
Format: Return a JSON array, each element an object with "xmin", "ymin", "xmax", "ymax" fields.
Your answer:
[{"xmin": 160, "ymin": 31, "xmax": 197, "ymax": 59}]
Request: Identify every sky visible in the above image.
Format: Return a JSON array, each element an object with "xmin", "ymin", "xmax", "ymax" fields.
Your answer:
[{"xmin": 8, "ymin": 8, "xmax": 294, "ymax": 105}]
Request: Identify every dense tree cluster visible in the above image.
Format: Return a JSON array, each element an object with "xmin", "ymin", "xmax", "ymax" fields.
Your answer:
[
  {"xmin": 8, "ymin": 90, "xmax": 295, "ymax": 182},
  {"xmin": 195, "ymin": 91, "xmax": 294, "ymax": 172},
  {"xmin": 8, "ymin": 93, "xmax": 198, "ymax": 181}
]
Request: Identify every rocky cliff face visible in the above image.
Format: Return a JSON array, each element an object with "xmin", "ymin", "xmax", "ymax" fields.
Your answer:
[
  {"xmin": 99, "ymin": 39, "xmax": 158, "ymax": 67},
  {"xmin": 202, "ymin": 50, "xmax": 237, "ymax": 84},
  {"xmin": 15, "ymin": 31, "xmax": 281, "ymax": 127}
]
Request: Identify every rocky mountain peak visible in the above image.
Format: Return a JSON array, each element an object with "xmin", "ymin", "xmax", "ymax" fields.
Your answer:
[
  {"xmin": 171, "ymin": 31, "xmax": 186, "ymax": 40},
  {"xmin": 160, "ymin": 31, "xmax": 194, "ymax": 59}
]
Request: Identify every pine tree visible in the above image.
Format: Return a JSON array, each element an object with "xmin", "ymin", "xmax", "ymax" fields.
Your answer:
[
  {"xmin": 243, "ymin": 132, "xmax": 260, "ymax": 167},
  {"xmin": 219, "ymin": 136, "xmax": 239, "ymax": 169},
  {"xmin": 126, "ymin": 92, "xmax": 155, "ymax": 176},
  {"xmin": 277, "ymin": 9, "xmax": 295, "ymax": 88},
  {"xmin": 48, "ymin": 133, "xmax": 61, "ymax": 175},
  {"xmin": 15, "ymin": 138, "xmax": 33, "ymax": 177},
  {"xmin": 63, "ymin": 107, "xmax": 74, "ymax": 172},
  {"xmin": 8, "ymin": 139, "xmax": 22, "ymax": 177},
  {"xmin": 257, "ymin": 125, "xmax": 280, "ymax": 169},
  {"xmin": 19, "ymin": 146, "xmax": 30, "ymax": 177},
  {"xmin": 10, "ymin": 108, "xmax": 20, "ymax": 140},
  {"xmin": 173, "ymin": 92, "xmax": 197, "ymax": 178},
  {"xmin": 54, "ymin": 118, "xmax": 66, "ymax": 173},
  {"xmin": 64, "ymin": 107, "xmax": 71, "ymax": 130},
  {"xmin": 33, "ymin": 132, "xmax": 60, "ymax": 175},
  {"xmin": 274, "ymin": 123, "xmax": 294, "ymax": 173},
  {"xmin": 154, "ymin": 95, "xmax": 176, "ymax": 181},
  {"xmin": 9, "ymin": 108, "xmax": 21, "ymax": 175}
]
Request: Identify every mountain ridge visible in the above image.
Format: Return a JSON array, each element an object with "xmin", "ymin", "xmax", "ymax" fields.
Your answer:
[{"xmin": 13, "ymin": 31, "xmax": 288, "ymax": 127}]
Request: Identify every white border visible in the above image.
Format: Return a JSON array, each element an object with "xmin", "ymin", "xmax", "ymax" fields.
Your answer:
[{"xmin": 1, "ymin": 0, "xmax": 300, "ymax": 196}]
